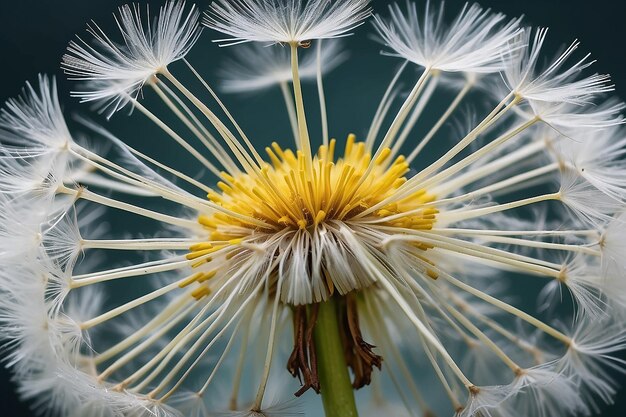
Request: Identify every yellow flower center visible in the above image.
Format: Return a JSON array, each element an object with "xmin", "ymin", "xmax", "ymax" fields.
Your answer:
[{"xmin": 184, "ymin": 135, "xmax": 439, "ymax": 299}]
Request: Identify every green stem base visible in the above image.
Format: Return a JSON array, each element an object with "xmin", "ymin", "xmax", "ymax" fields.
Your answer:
[{"xmin": 314, "ymin": 297, "xmax": 359, "ymax": 417}]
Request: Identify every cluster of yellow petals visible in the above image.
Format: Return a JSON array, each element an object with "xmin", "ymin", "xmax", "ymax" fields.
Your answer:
[
  {"xmin": 203, "ymin": 134, "xmax": 436, "ymax": 231},
  {"xmin": 184, "ymin": 135, "xmax": 440, "ymax": 297}
]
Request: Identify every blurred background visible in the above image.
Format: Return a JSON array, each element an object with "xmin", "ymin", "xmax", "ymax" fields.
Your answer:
[{"xmin": 1, "ymin": 0, "xmax": 625, "ymax": 415}]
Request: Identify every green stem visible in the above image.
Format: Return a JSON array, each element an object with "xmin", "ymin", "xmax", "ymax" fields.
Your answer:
[{"xmin": 314, "ymin": 297, "xmax": 359, "ymax": 417}]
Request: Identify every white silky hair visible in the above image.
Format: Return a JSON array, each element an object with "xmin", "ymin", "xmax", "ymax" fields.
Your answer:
[
  {"xmin": 554, "ymin": 125, "xmax": 626, "ymax": 203},
  {"xmin": 204, "ymin": 0, "xmax": 372, "ymax": 45},
  {"xmin": 62, "ymin": 0, "xmax": 202, "ymax": 116},
  {"xmin": 502, "ymin": 28, "xmax": 614, "ymax": 105},
  {"xmin": 0, "ymin": 265, "xmax": 54, "ymax": 374},
  {"xmin": 1, "ymin": 263, "xmax": 105, "ymax": 416},
  {"xmin": 559, "ymin": 169, "xmax": 624, "ymax": 226},
  {"xmin": 372, "ymin": 1, "xmax": 522, "ymax": 73},
  {"xmin": 455, "ymin": 385, "xmax": 516, "ymax": 417},
  {"xmin": 1, "ymin": 0, "xmax": 626, "ymax": 416},
  {"xmin": 0, "ymin": 152, "xmax": 70, "ymax": 202},
  {"xmin": 0, "ymin": 74, "xmax": 72, "ymax": 151},
  {"xmin": 557, "ymin": 315, "xmax": 626, "ymax": 414},
  {"xmin": 600, "ymin": 211, "xmax": 626, "ymax": 280},
  {"xmin": 218, "ymin": 40, "xmax": 347, "ymax": 93},
  {"xmin": 507, "ymin": 364, "xmax": 587, "ymax": 417},
  {"xmin": 457, "ymin": 338, "xmax": 512, "ymax": 386},
  {"xmin": 527, "ymin": 98, "xmax": 626, "ymax": 131},
  {"xmin": 540, "ymin": 255, "xmax": 608, "ymax": 320}
]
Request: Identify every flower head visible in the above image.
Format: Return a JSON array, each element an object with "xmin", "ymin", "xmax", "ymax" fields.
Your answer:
[
  {"xmin": 373, "ymin": 1, "xmax": 522, "ymax": 73},
  {"xmin": 0, "ymin": 74, "xmax": 72, "ymax": 152},
  {"xmin": 62, "ymin": 0, "xmax": 202, "ymax": 116},
  {"xmin": 503, "ymin": 28, "xmax": 614, "ymax": 105},
  {"xmin": 2, "ymin": 1, "xmax": 626, "ymax": 417},
  {"xmin": 204, "ymin": 0, "xmax": 372, "ymax": 46}
]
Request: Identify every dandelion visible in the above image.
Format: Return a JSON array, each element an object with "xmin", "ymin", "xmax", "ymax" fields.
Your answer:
[
  {"xmin": 1, "ymin": 1, "xmax": 626, "ymax": 417},
  {"xmin": 62, "ymin": 1, "xmax": 203, "ymax": 116}
]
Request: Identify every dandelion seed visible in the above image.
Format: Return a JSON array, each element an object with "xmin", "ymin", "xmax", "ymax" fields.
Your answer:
[
  {"xmin": 372, "ymin": 1, "xmax": 522, "ymax": 73},
  {"xmin": 62, "ymin": 1, "xmax": 202, "ymax": 116},
  {"xmin": 1, "ymin": 1, "xmax": 626, "ymax": 417},
  {"xmin": 204, "ymin": 0, "xmax": 372, "ymax": 46}
]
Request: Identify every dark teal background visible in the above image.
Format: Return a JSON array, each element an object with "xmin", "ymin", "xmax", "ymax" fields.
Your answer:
[{"xmin": 1, "ymin": 0, "xmax": 626, "ymax": 415}]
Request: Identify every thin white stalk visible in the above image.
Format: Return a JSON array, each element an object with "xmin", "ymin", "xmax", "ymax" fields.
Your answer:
[
  {"xmin": 375, "ymin": 69, "xmax": 432, "ymax": 162},
  {"xmin": 156, "ymin": 79, "xmax": 239, "ymax": 173},
  {"xmin": 392, "ymin": 73, "xmax": 440, "ymax": 158},
  {"xmin": 385, "ymin": 230, "xmax": 562, "ymax": 274},
  {"xmin": 407, "ymin": 79, "xmax": 473, "ymax": 164},
  {"xmin": 432, "ymin": 139, "xmax": 547, "ymax": 196},
  {"xmin": 74, "ymin": 173, "xmax": 157, "ymax": 197},
  {"xmin": 441, "ymin": 271, "xmax": 571, "ymax": 344},
  {"xmin": 290, "ymin": 43, "xmax": 313, "ymax": 174},
  {"xmin": 280, "ymin": 81, "xmax": 299, "ymax": 145},
  {"xmin": 431, "ymin": 228, "xmax": 598, "ymax": 238},
  {"xmin": 420, "ymin": 327, "xmax": 466, "ymax": 406},
  {"xmin": 160, "ymin": 69, "xmax": 261, "ymax": 176},
  {"xmin": 228, "ymin": 317, "xmax": 250, "ymax": 410},
  {"xmin": 71, "ymin": 257, "xmax": 194, "ymax": 288},
  {"xmin": 442, "ymin": 162, "xmax": 559, "ymax": 205},
  {"xmin": 472, "ymin": 235, "xmax": 600, "ymax": 256},
  {"xmin": 58, "ymin": 185, "xmax": 198, "ymax": 230},
  {"xmin": 73, "ymin": 256, "xmax": 186, "ymax": 280},
  {"xmin": 373, "ymin": 267, "xmax": 473, "ymax": 387},
  {"xmin": 150, "ymin": 82, "xmax": 230, "ymax": 177},
  {"xmin": 441, "ymin": 192, "xmax": 560, "ymax": 223},
  {"xmin": 317, "ymin": 40, "xmax": 329, "ymax": 147},
  {"xmin": 380, "ymin": 69, "xmax": 432, "ymax": 150},
  {"xmin": 366, "ymin": 61, "xmax": 409, "ymax": 150},
  {"xmin": 252, "ymin": 279, "xmax": 284, "ymax": 410},
  {"xmin": 367, "ymin": 92, "xmax": 399, "ymax": 155},
  {"xmin": 81, "ymin": 279, "xmax": 185, "ymax": 330},
  {"xmin": 131, "ymin": 99, "xmax": 221, "ymax": 175},
  {"xmin": 95, "ymin": 294, "xmax": 192, "ymax": 365},
  {"xmin": 418, "ymin": 117, "xmax": 540, "ymax": 191},
  {"xmin": 181, "ymin": 59, "xmax": 266, "ymax": 168},
  {"xmin": 81, "ymin": 238, "xmax": 202, "ymax": 251}
]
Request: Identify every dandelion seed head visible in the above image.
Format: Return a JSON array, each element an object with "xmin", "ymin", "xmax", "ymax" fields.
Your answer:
[{"xmin": 1, "ymin": 1, "xmax": 626, "ymax": 417}]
